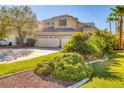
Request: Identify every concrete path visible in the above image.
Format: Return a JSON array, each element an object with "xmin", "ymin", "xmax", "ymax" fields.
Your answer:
[{"xmin": 0, "ymin": 47, "xmax": 60, "ymax": 64}]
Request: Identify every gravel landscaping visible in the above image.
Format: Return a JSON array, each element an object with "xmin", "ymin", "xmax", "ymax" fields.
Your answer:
[{"xmin": 0, "ymin": 70, "xmax": 76, "ymax": 88}]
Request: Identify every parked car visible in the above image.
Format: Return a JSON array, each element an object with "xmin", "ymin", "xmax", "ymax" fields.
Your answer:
[{"xmin": 0, "ymin": 40, "xmax": 9, "ymax": 46}]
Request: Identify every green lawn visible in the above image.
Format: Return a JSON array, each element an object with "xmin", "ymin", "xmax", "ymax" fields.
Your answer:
[
  {"xmin": 1, "ymin": 50, "xmax": 124, "ymax": 88},
  {"xmin": 81, "ymin": 51, "xmax": 124, "ymax": 88},
  {"xmin": 0, "ymin": 52, "xmax": 60, "ymax": 76}
]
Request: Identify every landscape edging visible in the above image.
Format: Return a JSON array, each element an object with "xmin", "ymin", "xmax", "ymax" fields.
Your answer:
[
  {"xmin": 0, "ymin": 69, "xmax": 33, "ymax": 79},
  {"xmin": 68, "ymin": 56, "xmax": 108, "ymax": 88},
  {"xmin": 68, "ymin": 78, "xmax": 90, "ymax": 88}
]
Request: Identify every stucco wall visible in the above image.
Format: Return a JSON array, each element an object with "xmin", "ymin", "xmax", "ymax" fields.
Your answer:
[
  {"xmin": 83, "ymin": 28, "xmax": 96, "ymax": 34},
  {"xmin": 6, "ymin": 35, "xmax": 17, "ymax": 46},
  {"xmin": 66, "ymin": 18, "xmax": 77, "ymax": 29},
  {"xmin": 43, "ymin": 17, "xmax": 78, "ymax": 29}
]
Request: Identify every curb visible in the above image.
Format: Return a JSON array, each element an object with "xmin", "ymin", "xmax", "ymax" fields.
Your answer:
[
  {"xmin": 68, "ymin": 56, "xmax": 108, "ymax": 88},
  {"xmin": 89, "ymin": 56, "xmax": 108, "ymax": 64},
  {"xmin": 0, "ymin": 69, "xmax": 33, "ymax": 79},
  {"xmin": 68, "ymin": 78, "xmax": 90, "ymax": 88}
]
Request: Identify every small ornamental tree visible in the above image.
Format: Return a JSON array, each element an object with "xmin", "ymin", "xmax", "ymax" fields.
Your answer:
[
  {"xmin": 9, "ymin": 6, "xmax": 37, "ymax": 46},
  {"xmin": 0, "ymin": 6, "xmax": 38, "ymax": 46}
]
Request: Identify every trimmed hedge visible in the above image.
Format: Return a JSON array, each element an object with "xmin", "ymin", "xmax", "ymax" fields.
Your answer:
[
  {"xmin": 34, "ymin": 60, "xmax": 54, "ymax": 76},
  {"xmin": 26, "ymin": 38, "xmax": 35, "ymax": 47},
  {"xmin": 34, "ymin": 52, "xmax": 92, "ymax": 81}
]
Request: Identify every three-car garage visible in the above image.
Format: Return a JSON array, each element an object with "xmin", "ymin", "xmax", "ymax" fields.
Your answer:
[{"xmin": 35, "ymin": 35, "xmax": 71, "ymax": 48}]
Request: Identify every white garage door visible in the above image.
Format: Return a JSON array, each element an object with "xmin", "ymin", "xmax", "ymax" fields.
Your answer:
[
  {"xmin": 61, "ymin": 37, "xmax": 71, "ymax": 48},
  {"xmin": 37, "ymin": 37, "xmax": 60, "ymax": 47}
]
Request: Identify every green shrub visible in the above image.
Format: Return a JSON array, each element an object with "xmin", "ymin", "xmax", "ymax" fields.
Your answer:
[
  {"xmin": 64, "ymin": 32, "xmax": 89, "ymax": 55},
  {"xmin": 16, "ymin": 37, "xmax": 21, "ymax": 45},
  {"xmin": 52, "ymin": 64, "xmax": 88, "ymax": 81},
  {"xmin": 64, "ymin": 32, "xmax": 104, "ymax": 57},
  {"xmin": 34, "ymin": 52, "xmax": 92, "ymax": 81},
  {"xmin": 34, "ymin": 59, "xmax": 54, "ymax": 76},
  {"xmin": 95, "ymin": 29, "xmax": 117, "ymax": 54},
  {"xmin": 26, "ymin": 38, "xmax": 35, "ymax": 47},
  {"xmin": 82, "ymin": 40, "xmax": 103, "ymax": 57},
  {"xmin": 64, "ymin": 30, "xmax": 117, "ymax": 57}
]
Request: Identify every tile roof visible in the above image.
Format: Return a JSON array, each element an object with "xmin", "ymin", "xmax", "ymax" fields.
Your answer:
[
  {"xmin": 83, "ymin": 25, "xmax": 96, "ymax": 28},
  {"xmin": 52, "ymin": 15, "xmax": 74, "ymax": 18},
  {"xmin": 43, "ymin": 15, "xmax": 78, "ymax": 21},
  {"xmin": 38, "ymin": 28, "xmax": 79, "ymax": 32}
]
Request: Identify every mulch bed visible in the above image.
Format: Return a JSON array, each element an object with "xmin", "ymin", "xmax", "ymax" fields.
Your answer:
[{"xmin": 0, "ymin": 70, "xmax": 76, "ymax": 88}]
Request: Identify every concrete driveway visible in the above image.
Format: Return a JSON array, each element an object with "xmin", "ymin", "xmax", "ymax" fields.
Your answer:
[{"xmin": 0, "ymin": 47, "xmax": 61, "ymax": 64}]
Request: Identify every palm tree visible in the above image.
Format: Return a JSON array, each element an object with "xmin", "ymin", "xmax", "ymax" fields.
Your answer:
[
  {"xmin": 107, "ymin": 14, "xmax": 113, "ymax": 33},
  {"xmin": 110, "ymin": 13, "xmax": 118, "ymax": 33},
  {"xmin": 111, "ymin": 5, "xmax": 124, "ymax": 49}
]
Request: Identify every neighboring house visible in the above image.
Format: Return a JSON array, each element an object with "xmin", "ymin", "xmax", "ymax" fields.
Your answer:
[
  {"xmin": 1, "ymin": 15, "xmax": 96, "ymax": 48},
  {"xmin": 3, "ymin": 34, "xmax": 17, "ymax": 46}
]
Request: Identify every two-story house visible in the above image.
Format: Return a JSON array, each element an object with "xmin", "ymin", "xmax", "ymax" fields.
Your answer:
[
  {"xmin": 2, "ymin": 15, "xmax": 96, "ymax": 48},
  {"xmin": 34, "ymin": 15, "xmax": 96, "ymax": 48}
]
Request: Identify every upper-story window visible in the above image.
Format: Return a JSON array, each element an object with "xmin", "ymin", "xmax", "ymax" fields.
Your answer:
[
  {"xmin": 47, "ymin": 22, "xmax": 50, "ymax": 25},
  {"xmin": 52, "ymin": 22, "xmax": 54, "ymax": 25},
  {"xmin": 59, "ymin": 19, "xmax": 67, "ymax": 26}
]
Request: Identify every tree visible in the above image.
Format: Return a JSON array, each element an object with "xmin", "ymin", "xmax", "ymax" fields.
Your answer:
[
  {"xmin": 0, "ymin": 6, "xmax": 38, "ymax": 45},
  {"xmin": 0, "ymin": 6, "xmax": 11, "ymax": 40},
  {"xmin": 107, "ymin": 14, "xmax": 113, "ymax": 33},
  {"xmin": 111, "ymin": 5, "xmax": 124, "ymax": 49},
  {"xmin": 0, "ymin": 20, "xmax": 7, "ymax": 40},
  {"xmin": 10, "ymin": 6, "xmax": 37, "ymax": 46},
  {"xmin": 112, "ymin": 13, "xmax": 118, "ymax": 33},
  {"xmin": 107, "ymin": 13, "xmax": 118, "ymax": 33}
]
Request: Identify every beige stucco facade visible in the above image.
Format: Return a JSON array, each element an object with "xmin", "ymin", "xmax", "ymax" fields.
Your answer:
[{"xmin": 43, "ymin": 17, "xmax": 78, "ymax": 29}]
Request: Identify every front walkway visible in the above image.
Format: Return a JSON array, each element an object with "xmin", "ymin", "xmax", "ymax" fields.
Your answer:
[{"xmin": 0, "ymin": 47, "xmax": 60, "ymax": 64}]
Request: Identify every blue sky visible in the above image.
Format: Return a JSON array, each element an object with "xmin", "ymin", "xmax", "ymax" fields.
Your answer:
[
  {"xmin": 0, "ymin": 5, "xmax": 116, "ymax": 33},
  {"xmin": 31, "ymin": 5, "xmax": 115, "ymax": 33}
]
